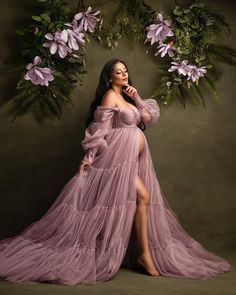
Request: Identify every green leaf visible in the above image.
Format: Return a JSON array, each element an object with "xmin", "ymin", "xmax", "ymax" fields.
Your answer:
[
  {"xmin": 183, "ymin": 9, "xmax": 191, "ymax": 14},
  {"xmin": 191, "ymin": 23, "xmax": 199, "ymax": 29},
  {"xmin": 191, "ymin": 3, "xmax": 204, "ymax": 8},
  {"xmin": 40, "ymin": 13, "xmax": 51, "ymax": 23},
  {"xmin": 48, "ymin": 23, "xmax": 55, "ymax": 30},
  {"xmin": 35, "ymin": 30, "xmax": 43, "ymax": 37},
  {"xmin": 173, "ymin": 8, "xmax": 183, "ymax": 16},
  {"xmin": 56, "ymin": 23, "xmax": 64, "ymax": 29},
  {"xmin": 32, "ymin": 15, "xmax": 42, "ymax": 22},
  {"xmin": 41, "ymin": 20, "xmax": 49, "ymax": 26},
  {"xmin": 15, "ymin": 29, "xmax": 25, "ymax": 36}
]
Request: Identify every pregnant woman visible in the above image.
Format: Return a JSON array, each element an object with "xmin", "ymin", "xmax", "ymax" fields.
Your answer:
[{"xmin": 0, "ymin": 58, "xmax": 231, "ymax": 285}]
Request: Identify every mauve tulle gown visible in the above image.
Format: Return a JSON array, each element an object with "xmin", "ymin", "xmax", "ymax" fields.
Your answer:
[{"xmin": 0, "ymin": 94, "xmax": 231, "ymax": 285}]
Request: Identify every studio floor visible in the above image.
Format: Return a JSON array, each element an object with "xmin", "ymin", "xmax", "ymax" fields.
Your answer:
[{"xmin": 0, "ymin": 250, "xmax": 235, "ymax": 295}]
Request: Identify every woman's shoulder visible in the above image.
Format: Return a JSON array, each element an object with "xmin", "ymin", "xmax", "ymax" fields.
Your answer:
[
  {"xmin": 100, "ymin": 89, "xmax": 118, "ymax": 107},
  {"xmin": 94, "ymin": 90, "xmax": 120, "ymax": 116}
]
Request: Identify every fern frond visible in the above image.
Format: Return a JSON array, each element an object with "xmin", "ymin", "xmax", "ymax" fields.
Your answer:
[
  {"xmin": 200, "ymin": 76, "xmax": 219, "ymax": 102},
  {"xmin": 207, "ymin": 9, "xmax": 231, "ymax": 34},
  {"xmin": 41, "ymin": 89, "xmax": 62, "ymax": 119},
  {"xmin": 11, "ymin": 93, "xmax": 37, "ymax": 121},
  {"xmin": 210, "ymin": 45, "xmax": 236, "ymax": 57},
  {"xmin": 175, "ymin": 84, "xmax": 186, "ymax": 108},
  {"xmin": 208, "ymin": 52, "xmax": 236, "ymax": 67},
  {"xmin": 207, "ymin": 45, "xmax": 236, "ymax": 67},
  {"xmin": 182, "ymin": 81, "xmax": 205, "ymax": 108},
  {"xmin": 191, "ymin": 83, "xmax": 206, "ymax": 108},
  {"xmin": 49, "ymin": 87, "xmax": 70, "ymax": 104}
]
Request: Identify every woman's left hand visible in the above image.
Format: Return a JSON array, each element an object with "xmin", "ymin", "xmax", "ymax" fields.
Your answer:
[{"xmin": 122, "ymin": 85, "xmax": 138, "ymax": 100}]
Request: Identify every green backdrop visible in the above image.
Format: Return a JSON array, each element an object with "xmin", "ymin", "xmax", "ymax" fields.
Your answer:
[{"xmin": 0, "ymin": 0, "xmax": 235, "ymax": 253}]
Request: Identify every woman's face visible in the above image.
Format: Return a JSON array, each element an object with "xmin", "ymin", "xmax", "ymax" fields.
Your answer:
[{"xmin": 110, "ymin": 62, "xmax": 129, "ymax": 87}]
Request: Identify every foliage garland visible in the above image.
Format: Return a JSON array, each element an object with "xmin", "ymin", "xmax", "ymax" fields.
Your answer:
[
  {"xmin": 8, "ymin": 0, "xmax": 236, "ymax": 121},
  {"xmin": 10, "ymin": 0, "xmax": 101, "ymax": 121},
  {"xmin": 97, "ymin": 0, "xmax": 236, "ymax": 108},
  {"xmin": 151, "ymin": 1, "xmax": 236, "ymax": 108}
]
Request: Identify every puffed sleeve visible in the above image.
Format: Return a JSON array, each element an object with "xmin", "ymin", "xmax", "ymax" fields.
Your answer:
[
  {"xmin": 81, "ymin": 106, "xmax": 117, "ymax": 164},
  {"xmin": 133, "ymin": 93, "xmax": 160, "ymax": 128}
]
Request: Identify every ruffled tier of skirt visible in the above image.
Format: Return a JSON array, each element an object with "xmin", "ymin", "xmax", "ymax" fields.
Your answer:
[{"xmin": 0, "ymin": 127, "xmax": 231, "ymax": 285}]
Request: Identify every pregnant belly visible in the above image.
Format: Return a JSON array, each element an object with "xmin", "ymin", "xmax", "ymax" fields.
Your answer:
[{"xmin": 137, "ymin": 129, "xmax": 145, "ymax": 155}]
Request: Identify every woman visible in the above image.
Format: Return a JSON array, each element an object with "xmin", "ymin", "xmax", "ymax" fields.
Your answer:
[{"xmin": 0, "ymin": 59, "xmax": 231, "ymax": 285}]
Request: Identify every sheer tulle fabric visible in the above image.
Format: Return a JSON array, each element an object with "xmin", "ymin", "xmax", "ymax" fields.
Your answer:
[{"xmin": 0, "ymin": 96, "xmax": 231, "ymax": 285}]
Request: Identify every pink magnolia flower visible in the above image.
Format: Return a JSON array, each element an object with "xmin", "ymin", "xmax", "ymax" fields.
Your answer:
[
  {"xmin": 66, "ymin": 28, "xmax": 85, "ymax": 50},
  {"xmin": 64, "ymin": 19, "xmax": 85, "ymax": 50},
  {"xmin": 187, "ymin": 65, "xmax": 207, "ymax": 82},
  {"xmin": 146, "ymin": 13, "xmax": 174, "ymax": 45},
  {"xmin": 74, "ymin": 6, "xmax": 100, "ymax": 33},
  {"xmin": 43, "ymin": 30, "xmax": 72, "ymax": 58},
  {"xmin": 155, "ymin": 42, "xmax": 176, "ymax": 57},
  {"xmin": 168, "ymin": 60, "xmax": 191, "ymax": 76},
  {"xmin": 24, "ymin": 56, "xmax": 54, "ymax": 86},
  {"xmin": 169, "ymin": 60, "xmax": 207, "ymax": 82}
]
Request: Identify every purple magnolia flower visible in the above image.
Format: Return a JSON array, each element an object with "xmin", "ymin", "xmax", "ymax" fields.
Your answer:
[
  {"xmin": 168, "ymin": 60, "xmax": 191, "ymax": 76},
  {"xmin": 64, "ymin": 19, "xmax": 85, "ymax": 50},
  {"xmin": 155, "ymin": 42, "xmax": 176, "ymax": 57},
  {"xmin": 169, "ymin": 60, "xmax": 207, "ymax": 83},
  {"xmin": 43, "ymin": 30, "xmax": 72, "ymax": 58},
  {"xmin": 146, "ymin": 13, "xmax": 174, "ymax": 45},
  {"xmin": 187, "ymin": 65, "xmax": 207, "ymax": 82},
  {"xmin": 66, "ymin": 28, "xmax": 85, "ymax": 51},
  {"xmin": 24, "ymin": 56, "xmax": 54, "ymax": 86},
  {"xmin": 74, "ymin": 6, "xmax": 100, "ymax": 33}
]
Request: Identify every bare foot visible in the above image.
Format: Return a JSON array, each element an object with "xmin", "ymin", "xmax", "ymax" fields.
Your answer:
[{"xmin": 137, "ymin": 252, "xmax": 160, "ymax": 276}]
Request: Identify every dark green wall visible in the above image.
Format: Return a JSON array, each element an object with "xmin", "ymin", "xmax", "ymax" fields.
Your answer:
[{"xmin": 0, "ymin": 0, "xmax": 235, "ymax": 251}]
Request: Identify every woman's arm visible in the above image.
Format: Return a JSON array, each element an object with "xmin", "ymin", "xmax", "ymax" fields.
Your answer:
[
  {"xmin": 80, "ymin": 93, "xmax": 118, "ymax": 170},
  {"xmin": 123, "ymin": 86, "xmax": 160, "ymax": 128}
]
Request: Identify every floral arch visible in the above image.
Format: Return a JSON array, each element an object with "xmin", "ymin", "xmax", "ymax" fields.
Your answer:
[{"xmin": 8, "ymin": 0, "xmax": 236, "ymax": 121}]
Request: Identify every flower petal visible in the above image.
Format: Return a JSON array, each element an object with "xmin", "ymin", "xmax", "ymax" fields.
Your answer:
[
  {"xmin": 34, "ymin": 56, "xmax": 41, "ymax": 65},
  {"xmin": 61, "ymin": 29, "xmax": 68, "ymax": 42},
  {"xmin": 43, "ymin": 42, "xmax": 51, "ymax": 48},
  {"xmin": 157, "ymin": 13, "xmax": 163, "ymax": 22},
  {"xmin": 45, "ymin": 33, "xmax": 54, "ymax": 40},
  {"xmin": 50, "ymin": 42, "xmax": 58, "ymax": 55},
  {"xmin": 34, "ymin": 68, "xmax": 45, "ymax": 80},
  {"xmin": 74, "ymin": 12, "xmax": 83, "ymax": 20}
]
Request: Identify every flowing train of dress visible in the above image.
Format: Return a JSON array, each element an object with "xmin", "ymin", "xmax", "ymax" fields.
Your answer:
[{"xmin": 0, "ymin": 94, "xmax": 231, "ymax": 285}]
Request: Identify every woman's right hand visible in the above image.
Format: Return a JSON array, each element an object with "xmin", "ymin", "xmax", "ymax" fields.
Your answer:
[
  {"xmin": 122, "ymin": 84, "xmax": 139, "ymax": 101},
  {"xmin": 79, "ymin": 159, "xmax": 91, "ymax": 172}
]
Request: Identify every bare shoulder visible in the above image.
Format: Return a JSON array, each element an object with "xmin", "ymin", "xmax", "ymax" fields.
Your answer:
[{"xmin": 100, "ymin": 89, "xmax": 118, "ymax": 107}]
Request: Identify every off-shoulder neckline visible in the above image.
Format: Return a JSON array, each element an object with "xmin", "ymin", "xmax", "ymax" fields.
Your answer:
[{"xmin": 97, "ymin": 105, "xmax": 139, "ymax": 112}]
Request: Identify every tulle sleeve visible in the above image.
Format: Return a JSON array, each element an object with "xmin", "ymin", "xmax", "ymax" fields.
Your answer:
[
  {"xmin": 81, "ymin": 107, "xmax": 117, "ymax": 164},
  {"xmin": 133, "ymin": 93, "xmax": 160, "ymax": 128}
]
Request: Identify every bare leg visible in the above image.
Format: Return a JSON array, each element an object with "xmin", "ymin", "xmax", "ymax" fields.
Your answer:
[{"xmin": 134, "ymin": 175, "xmax": 160, "ymax": 276}]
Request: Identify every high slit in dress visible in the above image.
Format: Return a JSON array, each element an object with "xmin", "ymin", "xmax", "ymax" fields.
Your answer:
[{"xmin": 0, "ymin": 93, "xmax": 231, "ymax": 285}]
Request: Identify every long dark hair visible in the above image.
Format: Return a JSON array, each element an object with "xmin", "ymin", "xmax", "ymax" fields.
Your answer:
[{"xmin": 85, "ymin": 58, "xmax": 145, "ymax": 131}]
